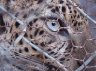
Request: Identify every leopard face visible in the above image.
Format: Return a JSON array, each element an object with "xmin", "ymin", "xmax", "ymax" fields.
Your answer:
[
  {"xmin": 0, "ymin": 0, "xmax": 90, "ymax": 69},
  {"xmin": 9, "ymin": 16, "xmax": 71, "ymax": 61}
]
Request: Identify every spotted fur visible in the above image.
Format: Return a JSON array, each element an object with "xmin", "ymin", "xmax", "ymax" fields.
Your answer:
[{"xmin": 0, "ymin": 0, "xmax": 90, "ymax": 70}]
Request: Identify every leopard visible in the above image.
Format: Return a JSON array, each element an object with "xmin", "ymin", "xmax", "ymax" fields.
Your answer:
[{"xmin": 0, "ymin": 0, "xmax": 92, "ymax": 71}]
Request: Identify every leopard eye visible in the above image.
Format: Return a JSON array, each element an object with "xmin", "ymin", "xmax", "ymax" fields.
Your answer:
[{"xmin": 46, "ymin": 21, "xmax": 60, "ymax": 32}]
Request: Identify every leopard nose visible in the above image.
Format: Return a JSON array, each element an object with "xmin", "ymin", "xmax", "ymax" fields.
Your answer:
[{"xmin": 58, "ymin": 28, "xmax": 69, "ymax": 38}]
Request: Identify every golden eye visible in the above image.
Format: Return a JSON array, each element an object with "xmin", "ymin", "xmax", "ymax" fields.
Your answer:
[{"xmin": 46, "ymin": 21, "xmax": 60, "ymax": 32}]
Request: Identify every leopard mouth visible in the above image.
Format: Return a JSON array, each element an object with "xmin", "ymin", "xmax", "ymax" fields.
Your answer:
[{"xmin": 59, "ymin": 41, "xmax": 70, "ymax": 53}]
